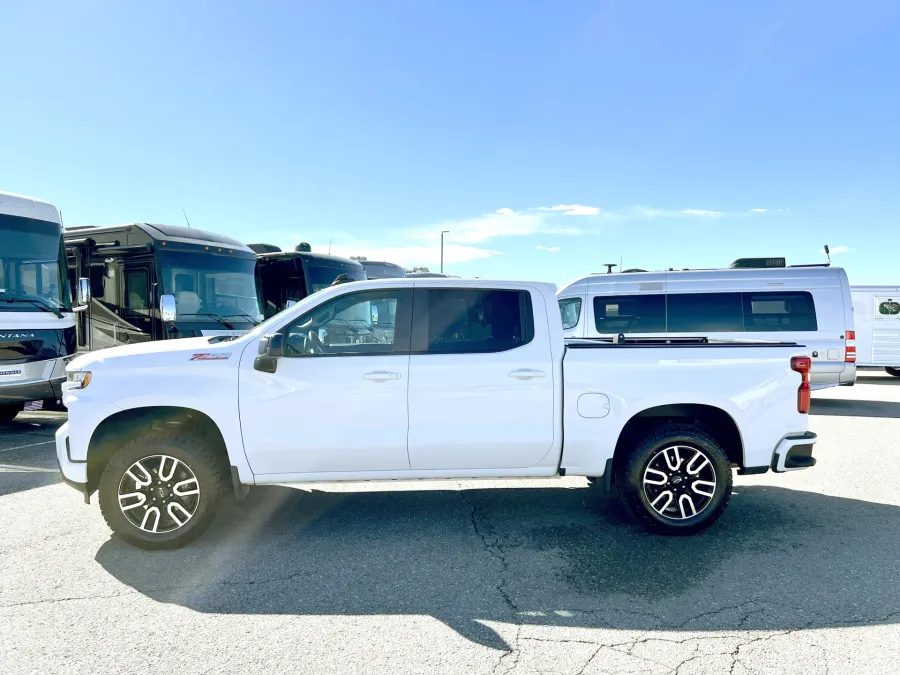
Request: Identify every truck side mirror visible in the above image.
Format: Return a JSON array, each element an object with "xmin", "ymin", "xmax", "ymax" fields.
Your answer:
[
  {"xmin": 77, "ymin": 277, "xmax": 91, "ymax": 305},
  {"xmin": 160, "ymin": 294, "xmax": 177, "ymax": 322},
  {"xmin": 254, "ymin": 333, "xmax": 284, "ymax": 373}
]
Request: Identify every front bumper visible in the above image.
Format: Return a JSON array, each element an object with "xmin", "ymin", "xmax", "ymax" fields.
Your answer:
[
  {"xmin": 771, "ymin": 431, "xmax": 818, "ymax": 473},
  {"xmin": 0, "ymin": 375, "xmax": 65, "ymax": 405},
  {"xmin": 55, "ymin": 422, "xmax": 90, "ymax": 503}
]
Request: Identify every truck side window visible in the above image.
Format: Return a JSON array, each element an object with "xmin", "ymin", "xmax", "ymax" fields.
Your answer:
[
  {"xmin": 283, "ymin": 289, "xmax": 411, "ymax": 356},
  {"xmin": 559, "ymin": 297, "xmax": 582, "ymax": 329},
  {"xmin": 125, "ymin": 269, "xmax": 150, "ymax": 316},
  {"xmin": 421, "ymin": 289, "xmax": 533, "ymax": 354},
  {"xmin": 593, "ymin": 294, "xmax": 665, "ymax": 334}
]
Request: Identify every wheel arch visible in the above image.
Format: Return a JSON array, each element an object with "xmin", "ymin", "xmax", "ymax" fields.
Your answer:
[
  {"xmin": 611, "ymin": 403, "xmax": 744, "ymax": 483},
  {"xmin": 85, "ymin": 406, "xmax": 231, "ymax": 496}
]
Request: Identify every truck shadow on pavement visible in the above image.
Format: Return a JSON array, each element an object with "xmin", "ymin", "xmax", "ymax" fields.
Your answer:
[
  {"xmin": 811, "ymin": 398, "xmax": 900, "ymax": 418},
  {"xmin": 95, "ymin": 484, "xmax": 900, "ymax": 650}
]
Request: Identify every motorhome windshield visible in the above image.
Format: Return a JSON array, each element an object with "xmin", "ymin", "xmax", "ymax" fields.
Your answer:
[
  {"xmin": 0, "ymin": 214, "xmax": 72, "ymax": 313},
  {"xmin": 306, "ymin": 263, "xmax": 366, "ymax": 293},
  {"xmin": 159, "ymin": 251, "xmax": 263, "ymax": 323}
]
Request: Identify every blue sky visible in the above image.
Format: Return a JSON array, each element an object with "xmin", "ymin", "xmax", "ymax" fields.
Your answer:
[{"xmin": 2, "ymin": 1, "xmax": 899, "ymax": 287}]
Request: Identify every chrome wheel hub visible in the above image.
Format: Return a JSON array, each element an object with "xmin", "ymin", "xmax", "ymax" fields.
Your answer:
[
  {"xmin": 117, "ymin": 455, "xmax": 200, "ymax": 533},
  {"xmin": 642, "ymin": 445, "xmax": 717, "ymax": 520}
]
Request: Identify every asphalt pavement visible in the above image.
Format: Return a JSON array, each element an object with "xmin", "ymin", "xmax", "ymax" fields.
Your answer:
[{"xmin": 1, "ymin": 373, "xmax": 898, "ymax": 674}]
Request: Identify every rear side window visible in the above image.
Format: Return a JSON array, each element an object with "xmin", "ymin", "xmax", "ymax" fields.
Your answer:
[
  {"xmin": 418, "ymin": 289, "xmax": 534, "ymax": 353},
  {"xmin": 878, "ymin": 300, "xmax": 900, "ymax": 316},
  {"xmin": 743, "ymin": 292, "xmax": 817, "ymax": 331},
  {"xmin": 593, "ymin": 294, "xmax": 665, "ymax": 333},
  {"xmin": 668, "ymin": 293, "xmax": 744, "ymax": 332},
  {"xmin": 559, "ymin": 297, "xmax": 582, "ymax": 329}
]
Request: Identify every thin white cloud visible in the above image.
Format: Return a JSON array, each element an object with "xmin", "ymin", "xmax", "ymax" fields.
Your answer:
[
  {"xmin": 680, "ymin": 209, "xmax": 724, "ymax": 218},
  {"xmin": 828, "ymin": 245, "xmax": 849, "ymax": 254},
  {"xmin": 536, "ymin": 245, "xmax": 561, "ymax": 252},
  {"xmin": 312, "ymin": 241, "xmax": 502, "ymax": 267},
  {"xmin": 750, "ymin": 208, "xmax": 767, "ymax": 213},
  {"xmin": 411, "ymin": 206, "xmax": 589, "ymax": 245},
  {"xmin": 537, "ymin": 204, "xmax": 601, "ymax": 216}
]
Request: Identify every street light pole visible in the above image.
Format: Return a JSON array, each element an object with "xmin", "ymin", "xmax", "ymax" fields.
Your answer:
[{"xmin": 440, "ymin": 230, "xmax": 450, "ymax": 273}]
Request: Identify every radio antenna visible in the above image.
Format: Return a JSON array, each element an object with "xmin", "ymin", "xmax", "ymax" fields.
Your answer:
[{"xmin": 182, "ymin": 209, "xmax": 192, "ymax": 228}]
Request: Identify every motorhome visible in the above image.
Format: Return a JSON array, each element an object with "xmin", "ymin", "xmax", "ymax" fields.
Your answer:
[
  {"xmin": 558, "ymin": 264, "xmax": 856, "ymax": 389},
  {"xmin": 65, "ymin": 223, "xmax": 262, "ymax": 351},
  {"xmin": 850, "ymin": 286, "xmax": 900, "ymax": 376},
  {"xmin": 249, "ymin": 243, "xmax": 366, "ymax": 318},
  {"xmin": 0, "ymin": 191, "xmax": 76, "ymax": 422},
  {"xmin": 350, "ymin": 257, "xmax": 406, "ymax": 280}
]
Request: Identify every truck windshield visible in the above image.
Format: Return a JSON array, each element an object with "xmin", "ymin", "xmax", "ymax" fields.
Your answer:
[
  {"xmin": 159, "ymin": 251, "xmax": 263, "ymax": 323},
  {"xmin": 0, "ymin": 214, "xmax": 72, "ymax": 313},
  {"xmin": 306, "ymin": 263, "xmax": 367, "ymax": 293}
]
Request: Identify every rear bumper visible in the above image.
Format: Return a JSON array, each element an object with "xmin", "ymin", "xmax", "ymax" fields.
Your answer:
[
  {"xmin": 55, "ymin": 422, "xmax": 90, "ymax": 502},
  {"xmin": 771, "ymin": 431, "xmax": 818, "ymax": 473}
]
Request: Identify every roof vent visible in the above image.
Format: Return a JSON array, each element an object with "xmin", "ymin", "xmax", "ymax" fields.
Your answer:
[
  {"xmin": 247, "ymin": 243, "xmax": 283, "ymax": 254},
  {"xmin": 350, "ymin": 256, "xmax": 368, "ymax": 261},
  {"xmin": 729, "ymin": 257, "xmax": 786, "ymax": 269}
]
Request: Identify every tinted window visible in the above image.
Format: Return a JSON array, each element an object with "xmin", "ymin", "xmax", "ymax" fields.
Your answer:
[
  {"xmin": 125, "ymin": 269, "xmax": 150, "ymax": 316},
  {"xmin": 668, "ymin": 293, "xmax": 744, "ymax": 332},
  {"xmin": 743, "ymin": 292, "xmax": 817, "ymax": 331},
  {"xmin": 284, "ymin": 289, "xmax": 409, "ymax": 357},
  {"xmin": 593, "ymin": 294, "xmax": 665, "ymax": 334},
  {"xmin": 421, "ymin": 289, "xmax": 533, "ymax": 354},
  {"xmin": 559, "ymin": 298, "xmax": 582, "ymax": 330}
]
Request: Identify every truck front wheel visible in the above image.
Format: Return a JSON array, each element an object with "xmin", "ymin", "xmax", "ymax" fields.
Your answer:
[
  {"xmin": 98, "ymin": 430, "xmax": 227, "ymax": 550},
  {"xmin": 885, "ymin": 367, "xmax": 900, "ymax": 378},
  {"xmin": 618, "ymin": 424, "xmax": 732, "ymax": 535}
]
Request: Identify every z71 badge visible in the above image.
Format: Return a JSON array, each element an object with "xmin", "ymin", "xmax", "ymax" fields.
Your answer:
[{"xmin": 190, "ymin": 353, "xmax": 231, "ymax": 361}]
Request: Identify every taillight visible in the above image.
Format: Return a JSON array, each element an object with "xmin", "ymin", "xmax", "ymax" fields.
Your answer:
[
  {"xmin": 845, "ymin": 330, "xmax": 856, "ymax": 363},
  {"xmin": 791, "ymin": 356, "xmax": 812, "ymax": 414}
]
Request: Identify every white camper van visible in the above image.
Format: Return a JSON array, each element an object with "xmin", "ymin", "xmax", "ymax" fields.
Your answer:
[
  {"xmin": 558, "ymin": 265, "xmax": 856, "ymax": 389},
  {"xmin": 850, "ymin": 286, "xmax": 900, "ymax": 377}
]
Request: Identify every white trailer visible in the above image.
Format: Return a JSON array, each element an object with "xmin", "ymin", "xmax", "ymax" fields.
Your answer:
[{"xmin": 850, "ymin": 286, "xmax": 900, "ymax": 376}]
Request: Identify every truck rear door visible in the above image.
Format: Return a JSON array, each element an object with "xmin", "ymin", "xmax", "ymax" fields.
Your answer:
[{"xmin": 406, "ymin": 287, "xmax": 556, "ymax": 470}]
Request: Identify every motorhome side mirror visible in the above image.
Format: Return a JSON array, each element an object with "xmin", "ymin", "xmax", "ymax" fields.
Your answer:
[
  {"xmin": 77, "ymin": 277, "xmax": 91, "ymax": 305},
  {"xmin": 160, "ymin": 294, "xmax": 177, "ymax": 322}
]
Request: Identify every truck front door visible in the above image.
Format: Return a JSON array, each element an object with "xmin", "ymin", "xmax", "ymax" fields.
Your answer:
[{"xmin": 238, "ymin": 288, "xmax": 413, "ymax": 476}]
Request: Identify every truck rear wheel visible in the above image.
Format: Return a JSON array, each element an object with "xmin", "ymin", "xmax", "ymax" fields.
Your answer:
[
  {"xmin": 886, "ymin": 367, "xmax": 900, "ymax": 378},
  {"xmin": 0, "ymin": 403, "xmax": 24, "ymax": 424},
  {"xmin": 618, "ymin": 424, "xmax": 732, "ymax": 535},
  {"xmin": 98, "ymin": 430, "xmax": 227, "ymax": 550}
]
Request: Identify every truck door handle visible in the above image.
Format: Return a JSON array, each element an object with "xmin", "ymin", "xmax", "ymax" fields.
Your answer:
[
  {"xmin": 362, "ymin": 371, "xmax": 402, "ymax": 381},
  {"xmin": 508, "ymin": 369, "xmax": 546, "ymax": 380}
]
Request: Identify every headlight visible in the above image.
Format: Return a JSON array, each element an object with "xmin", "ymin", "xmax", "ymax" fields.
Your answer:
[{"xmin": 66, "ymin": 370, "xmax": 92, "ymax": 390}]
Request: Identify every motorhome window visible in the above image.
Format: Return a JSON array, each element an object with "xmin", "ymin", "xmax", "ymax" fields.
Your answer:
[
  {"xmin": 667, "ymin": 293, "xmax": 744, "ymax": 332},
  {"xmin": 0, "ymin": 214, "xmax": 72, "ymax": 312},
  {"xmin": 125, "ymin": 269, "xmax": 150, "ymax": 315},
  {"xmin": 743, "ymin": 291, "xmax": 817, "ymax": 331},
  {"xmin": 422, "ymin": 289, "xmax": 533, "ymax": 354},
  {"xmin": 559, "ymin": 297, "xmax": 582, "ymax": 329},
  {"xmin": 283, "ymin": 289, "xmax": 407, "ymax": 356},
  {"xmin": 159, "ymin": 252, "xmax": 262, "ymax": 322},
  {"xmin": 305, "ymin": 263, "xmax": 367, "ymax": 294},
  {"xmin": 593, "ymin": 294, "xmax": 665, "ymax": 333},
  {"xmin": 878, "ymin": 301, "xmax": 900, "ymax": 316}
]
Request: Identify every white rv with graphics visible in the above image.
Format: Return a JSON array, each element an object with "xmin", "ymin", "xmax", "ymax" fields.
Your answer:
[{"xmin": 850, "ymin": 286, "xmax": 900, "ymax": 376}]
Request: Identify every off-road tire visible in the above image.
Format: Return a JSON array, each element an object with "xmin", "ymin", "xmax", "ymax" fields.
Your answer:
[
  {"xmin": 98, "ymin": 430, "xmax": 228, "ymax": 549},
  {"xmin": 617, "ymin": 423, "xmax": 732, "ymax": 535}
]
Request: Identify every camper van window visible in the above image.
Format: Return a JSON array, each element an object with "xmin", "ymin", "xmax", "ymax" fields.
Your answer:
[
  {"xmin": 159, "ymin": 251, "xmax": 263, "ymax": 322},
  {"xmin": 593, "ymin": 294, "xmax": 665, "ymax": 333},
  {"xmin": 668, "ymin": 293, "xmax": 744, "ymax": 332},
  {"xmin": 559, "ymin": 297, "xmax": 582, "ymax": 329},
  {"xmin": 125, "ymin": 269, "xmax": 150, "ymax": 316},
  {"xmin": 306, "ymin": 263, "xmax": 367, "ymax": 294},
  {"xmin": 0, "ymin": 214, "xmax": 72, "ymax": 312},
  {"xmin": 878, "ymin": 301, "xmax": 900, "ymax": 316},
  {"xmin": 743, "ymin": 291, "xmax": 817, "ymax": 331}
]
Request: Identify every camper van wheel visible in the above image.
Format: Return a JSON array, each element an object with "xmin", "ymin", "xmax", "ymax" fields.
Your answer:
[{"xmin": 886, "ymin": 367, "xmax": 900, "ymax": 378}]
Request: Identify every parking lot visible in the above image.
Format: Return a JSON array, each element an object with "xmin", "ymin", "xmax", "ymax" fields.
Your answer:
[{"xmin": 1, "ymin": 373, "xmax": 898, "ymax": 675}]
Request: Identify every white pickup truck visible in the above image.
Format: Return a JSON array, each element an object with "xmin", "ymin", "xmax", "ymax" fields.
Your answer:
[{"xmin": 56, "ymin": 279, "xmax": 817, "ymax": 549}]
